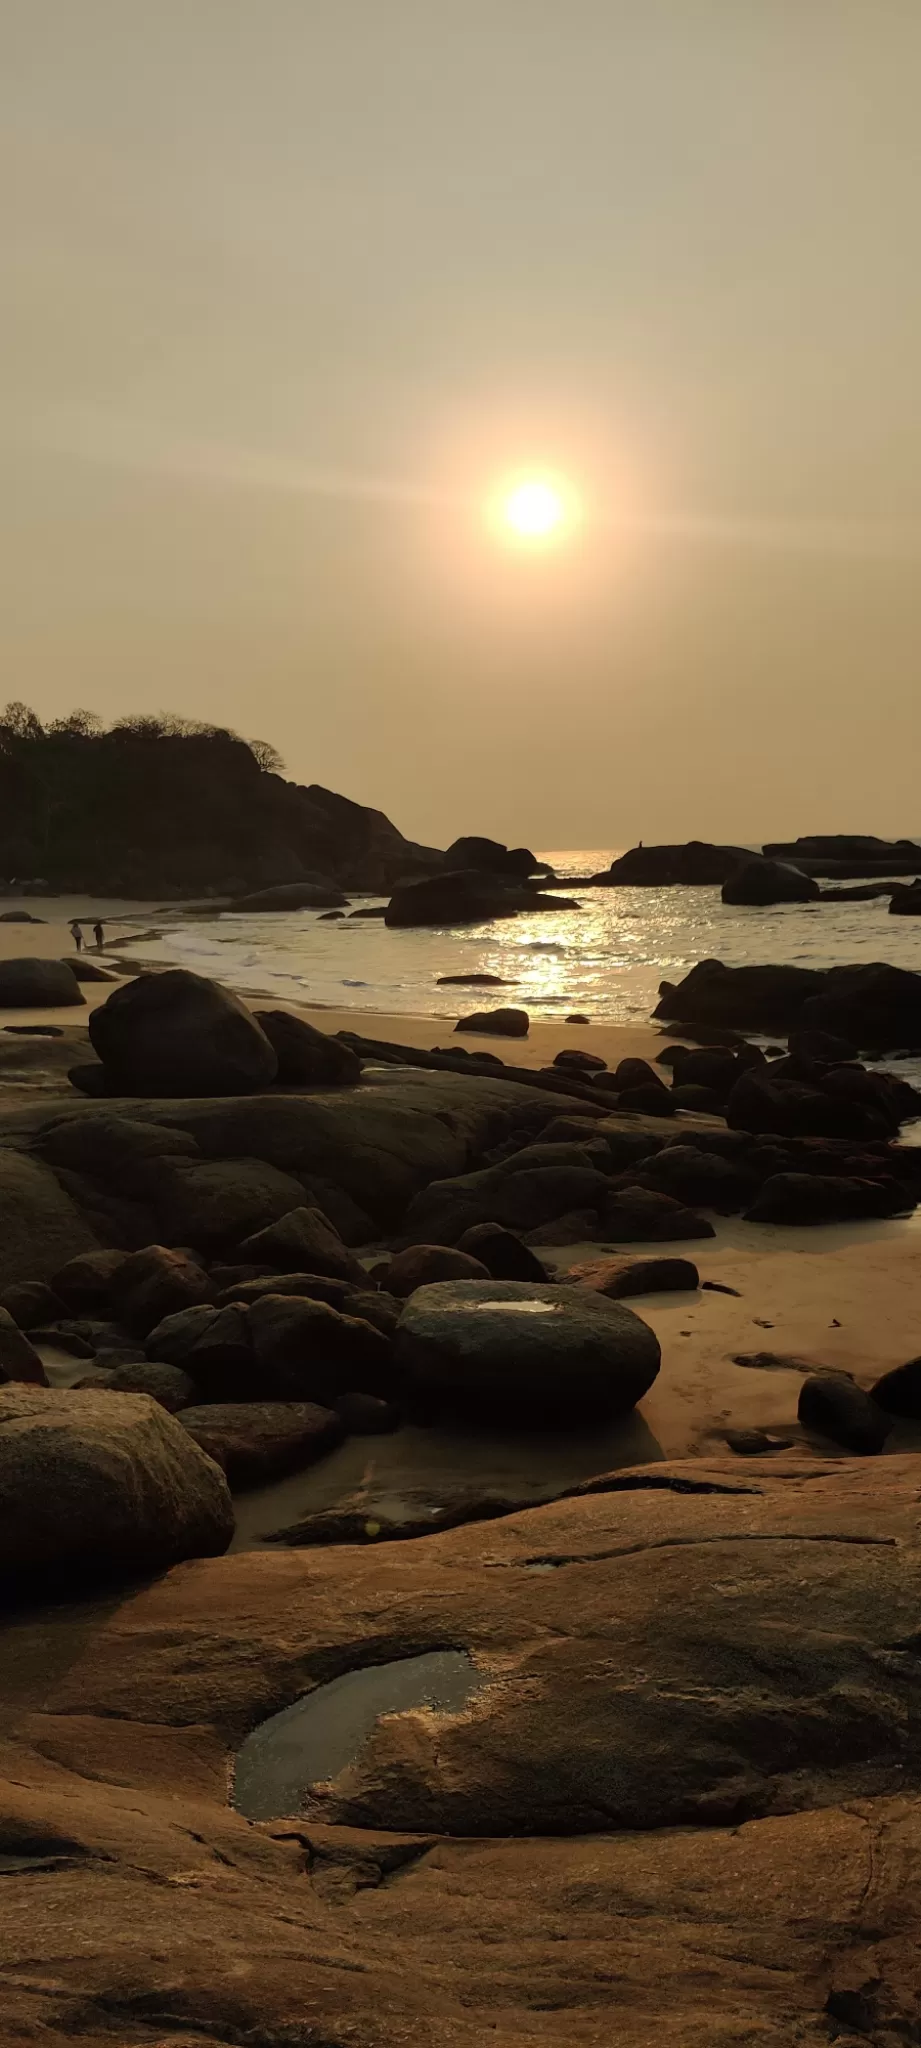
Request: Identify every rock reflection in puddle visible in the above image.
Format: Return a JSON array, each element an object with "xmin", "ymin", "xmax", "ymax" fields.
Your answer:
[{"xmin": 233, "ymin": 1650, "xmax": 485, "ymax": 1822}]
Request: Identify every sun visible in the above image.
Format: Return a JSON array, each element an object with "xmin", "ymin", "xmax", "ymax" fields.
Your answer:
[{"xmin": 494, "ymin": 472, "xmax": 580, "ymax": 547}]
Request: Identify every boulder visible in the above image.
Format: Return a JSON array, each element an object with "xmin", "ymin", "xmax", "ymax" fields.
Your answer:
[
  {"xmin": 88, "ymin": 969, "xmax": 278, "ymax": 1094},
  {"xmin": 333, "ymin": 1390, "xmax": 401, "ymax": 1434},
  {"xmin": 721, "ymin": 859, "xmax": 820, "ymax": 905},
  {"xmin": 0, "ymin": 1307, "xmax": 47, "ymax": 1386},
  {"xmin": 601, "ymin": 1185, "xmax": 717, "ymax": 1241},
  {"xmin": 799, "ymin": 963, "xmax": 921, "ymax": 1052},
  {"xmin": 568, "ymin": 1255, "xmax": 699, "ymax": 1298},
  {"xmin": 764, "ymin": 832, "xmax": 921, "ymax": 872},
  {"xmin": 788, "ymin": 1028, "xmax": 860, "ymax": 1064},
  {"xmin": 402, "ymin": 1158, "xmax": 611, "ymax": 1244},
  {"xmin": 455, "ymin": 1008, "xmax": 530, "ymax": 1038},
  {"xmin": 87, "ymin": 1360, "xmax": 198, "ymax": 1411},
  {"xmin": 37, "ymin": 1111, "xmax": 201, "ymax": 1186},
  {"xmin": 592, "ymin": 842, "xmax": 753, "ymax": 886},
  {"xmin": 553, "ymin": 1048, "xmax": 607, "ymax": 1073},
  {"xmin": 871, "ymin": 1356, "xmax": 921, "ymax": 1419},
  {"xmin": 50, "ymin": 1248, "xmax": 131, "ymax": 1311},
  {"xmin": 727, "ymin": 1068, "xmax": 891, "ymax": 1141},
  {"xmin": 0, "ymin": 1150, "xmax": 98, "ymax": 1292},
  {"xmin": 386, "ymin": 872, "xmax": 577, "ymax": 928},
  {"xmin": 889, "ymin": 882, "xmax": 921, "ymax": 915},
  {"xmin": 237, "ymin": 1205, "xmax": 367, "ymax": 1284},
  {"xmin": 615, "ymin": 1084, "xmax": 677, "ymax": 1117},
  {"xmin": 229, "ymin": 882, "xmax": 349, "ymax": 911},
  {"xmin": 152, "ymin": 1157, "xmax": 307, "ymax": 1250},
  {"xmin": 146, "ymin": 1303, "xmax": 255, "ymax": 1400},
  {"xmin": 745, "ymin": 1173, "xmax": 902, "ymax": 1225},
  {"xmin": 253, "ymin": 1010, "xmax": 361, "ymax": 1086},
  {"xmin": 654, "ymin": 960, "xmax": 827, "ymax": 1033},
  {"xmin": 394, "ymin": 1280, "xmax": 660, "ymax": 1420},
  {"xmin": 442, "ymin": 837, "xmax": 540, "ymax": 877},
  {"xmin": 0, "ymin": 957, "xmax": 84, "ymax": 1007},
  {"xmin": 612, "ymin": 1058, "xmax": 665, "ymax": 1092},
  {"xmin": 0, "ymin": 1280, "xmax": 66, "ymax": 1331},
  {"xmin": 179, "ymin": 1400, "xmax": 344, "ymax": 1488},
  {"xmin": 382, "ymin": 1245, "xmax": 491, "ymax": 1297},
  {"xmin": 110, "ymin": 1245, "xmax": 214, "ymax": 1335},
  {"xmin": 455, "ymin": 1223, "xmax": 548, "ymax": 1282},
  {"xmin": 636, "ymin": 1146, "xmax": 754, "ymax": 1213},
  {"xmin": 797, "ymin": 1374, "xmax": 892, "ymax": 1454},
  {"xmin": 247, "ymin": 1293, "xmax": 393, "ymax": 1402},
  {"xmin": 0, "ymin": 1384, "xmax": 233, "ymax": 1592},
  {"xmin": 64, "ymin": 955, "xmax": 120, "ymax": 981}
]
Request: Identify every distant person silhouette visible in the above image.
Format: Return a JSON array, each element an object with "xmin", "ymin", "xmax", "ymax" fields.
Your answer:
[
  {"xmin": 68, "ymin": 920, "xmax": 83, "ymax": 951},
  {"xmin": 93, "ymin": 921, "xmax": 104, "ymax": 949}
]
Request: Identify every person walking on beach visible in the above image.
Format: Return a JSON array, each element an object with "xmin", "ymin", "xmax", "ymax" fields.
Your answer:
[
  {"xmin": 93, "ymin": 920, "xmax": 104, "ymax": 949},
  {"xmin": 68, "ymin": 919, "xmax": 83, "ymax": 951}
]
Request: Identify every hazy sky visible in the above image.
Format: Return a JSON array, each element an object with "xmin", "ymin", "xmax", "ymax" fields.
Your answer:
[{"xmin": 3, "ymin": 2, "xmax": 921, "ymax": 850}]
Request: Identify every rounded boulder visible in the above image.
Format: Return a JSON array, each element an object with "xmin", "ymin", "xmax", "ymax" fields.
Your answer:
[{"xmin": 394, "ymin": 1279, "xmax": 660, "ymax": 1420}]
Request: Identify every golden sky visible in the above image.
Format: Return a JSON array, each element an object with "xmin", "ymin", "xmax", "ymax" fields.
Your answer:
[{"xmin": 3, "ymin": 1, "xmax": 921, "ymax": 847}]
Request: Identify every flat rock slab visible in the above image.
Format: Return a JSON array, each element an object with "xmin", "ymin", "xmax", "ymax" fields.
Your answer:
[{"xmin": 48, "ymin": 1457, "xmax": 921, "ymax": 1837}]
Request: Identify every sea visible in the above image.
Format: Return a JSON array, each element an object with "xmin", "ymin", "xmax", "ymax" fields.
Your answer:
[{"xmin": 116, "ymin": 848, "xmax": 921, "ymax": 1033}]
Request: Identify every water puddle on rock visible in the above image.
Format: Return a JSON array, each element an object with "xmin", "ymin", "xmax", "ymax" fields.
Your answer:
[{"xmin": 233, "ymin": 1650, "xmax": 485, "ymax": 1822}]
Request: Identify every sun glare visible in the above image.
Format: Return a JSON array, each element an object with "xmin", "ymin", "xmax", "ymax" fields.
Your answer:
[{"xmin": 494, "ymin": 472, "xmax": 581, "ymax": 548}]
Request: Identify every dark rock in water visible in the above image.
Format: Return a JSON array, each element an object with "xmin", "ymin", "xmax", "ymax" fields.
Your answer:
[
  {"xmin": 0, "ymin": 1308, "xmax": 47, "ymax": 1386},
  {"xmin": 602, "ymin": 1186, "xmax": 717, "ymax": 1241},
  {"xmin": 318, "ymin": 909, "xmax": 346, "ymax": 919},
  {"xmin": 889, "ymin": 882, "xmax": 921, "ymax": 916},
  {"xmin": 799, "ymin": 963, "xmax": 921, "ymax": 1054},
  {"xmin": 382, "ymin": 1245, "xmax": 491, "ymax": 1297},
  {"xmin": 179, "ymin": 1400, "xmax": 344, "ymax": 1488},
  {"xmin": 0, "ymin": 1280, "xmax": 66, "ymax": 1331},
  {"xmin": 0, "ymin": 957, "xmax": 84, "ymax": 1007},
  {"xmin": 334, "ymin": 1390, "xmax": 401, "ymax": 1435},
  {"xmin": 456, "ymin": 1223, "xmax": 548, "ymax": 1282},
  {"xmin": 348, "ymin": 904, "xmax": 387, "ymax": 918},
  {"xmin": 436, "ymin": 973, "xmax": 514, "ymax": 986},
  {"xmin": 455, "ymin": 1007, "xmax": 530, "ymax": 1037},
  {"xmin": 0, "ymin": 1383, "xmax": 233, "ymax": 1593},
  {"xmin": 111, "ymin": 1245, "xmax": 214, "ymax": 1336},
  {"xmin": 723, "ymin": 1429, "xmax": 793, "ymax": 1455},
  {"xmin": 764, "ymin": 833, "xmax": 921, "ymax": 873},
  {"xmin": 253, "ymin": 1010, "xmax": 361, "ymax": 1086},
  {"xmin": 870, "ymin": 1356, "xmax": 921, "ymax": 1419},
  {"xmin": 0, "ymin": 909, "xmax": 45, "ymax": 922},
  {"xmin": 238, "ymin": 1206, "xmax": 367, "ymax": 1285},
  {"xmin": 554, "ymin": 1047, "xmax": 607, "ymax": 1073},
  {"xmin": 3, "ymin": 1022, "xmax": 64, "ymax": 1036},
  {"xmin": 394, "ymin": 1279, "xmax": 660, "ymax": 1420},
  {"xmin": 566, "ymin": 1012, "xmax": 590, "ymax": 1024},
  {"xmin": 745, "ymin": 1172, "xmax": 902, "ymax": 1225},
  {"xmin": 592, "ymin": 842, "xmax": 753, "ymax": 886},
  {"xmin": 721, "ymin": 859, "xmax": 820, "ymax": 906},
  {"xmin": 248, "ymin": 1293, "xmax": 392, "ymax": 1402},
  {"xmin": 821, "ymin": 880, "xmax": 909, "ymax": 902},
  {"xmin": 568, "ymin": 1254, "xmax": 699, "ymax": 1298},
  {"xmin": 89, "ymin": 969, "xmax": 278, "ymax": 1095},
  {"xmin": 386, "ymin": 871, "xmax": 577, "ymax": 928},
  {"xmin": 88, "ymin": 1360, "xmax": 198, "ymax": 1411},
  {"xmin": 798, "ymin": 1374, "xmax": 892, "ymax": 1454},
  {"xmin": 229, "ymin": 882, "xmax": 349, "ymax": 911},
  {"xmin": 67, "ymin": 1061, "xmax": 109, "ymax": 1095},
  {"xmin": 655, "ymin": 960, "xmax": 827, "ymax": 1033},
  {"xmin": 51, "ymin": 1248, "xmax": 131, "ymax": 1311},
  {"xmin": 789, "ymin": 1027, "xmax": 860, "ymax": 1064},
  {"xmin": 442, "ymin": 836, "xmax": 543, "ymax": 877}
]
